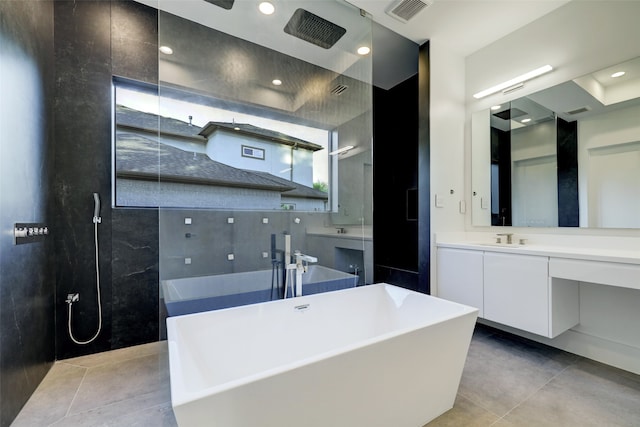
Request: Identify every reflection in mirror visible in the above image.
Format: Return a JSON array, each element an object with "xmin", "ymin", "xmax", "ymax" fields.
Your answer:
[{"xmin": 472, "ymin": 56, "xmax": 640, "ymax": 229}]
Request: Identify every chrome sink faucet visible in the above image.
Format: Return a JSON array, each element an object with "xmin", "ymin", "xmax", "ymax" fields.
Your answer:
[{"xmin": 496, "ymin": 233, "xmax": 513, "ymax": 244}]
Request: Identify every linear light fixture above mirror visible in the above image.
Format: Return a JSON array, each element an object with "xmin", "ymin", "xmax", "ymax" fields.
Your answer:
[
  {"xmin": 473, "ymin": 65, "xmax": 553, "ymax": 99},
  {"xmin": 329, "ymin": 145, "xmax": 354, "ymax": 155}
]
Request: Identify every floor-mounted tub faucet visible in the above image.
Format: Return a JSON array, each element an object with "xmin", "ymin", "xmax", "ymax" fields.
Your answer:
[{"xmin": 284, "ymin": 250, "xmax": 317, "ymax": 298}]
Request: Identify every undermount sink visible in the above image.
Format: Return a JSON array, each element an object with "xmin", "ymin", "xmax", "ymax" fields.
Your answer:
[{"xmin": 475, "ymin": 242, "xmax": 524, "ymax": 248}]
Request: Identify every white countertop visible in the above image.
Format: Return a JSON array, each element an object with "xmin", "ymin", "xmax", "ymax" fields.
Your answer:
[
  {"xmin": 306, "ymin": 231, "xmax": 372, "ymax": 241},
  {"xmin": 437, "ymin": 241, "xmax": 640, "ymax": 265}
]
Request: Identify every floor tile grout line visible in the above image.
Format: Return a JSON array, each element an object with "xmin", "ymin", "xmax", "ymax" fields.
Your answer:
[
  {"xmin": 492, "ymin": 363, "xmax": 574, "ymax": 425},
  {"xmin": 63, "ymin": 365, "xmax": 90, "ymax": 420},
  {"xmin": 456, "ymin": 390, "xmax": 504, "ymax": 420},
  {"xmin": 50, "ymin": 387, "xmax": 174, "ymax": 425},
  {"xmin": 59, "ymin": 345, "xmax": 168, "ymax": 370}
]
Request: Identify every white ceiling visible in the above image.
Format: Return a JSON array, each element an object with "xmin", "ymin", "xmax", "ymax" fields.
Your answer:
[
  {"xmin": 132, "ymin": 0, "xmax": 579, "ymax": 128},
  {"xmin": 347, "ymin": 0, "xmax": 569, "ymax": 55}
]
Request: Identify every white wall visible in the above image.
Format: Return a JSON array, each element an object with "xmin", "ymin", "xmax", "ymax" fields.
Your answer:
[
  {"xmin": 511, "ymin": 120, "xmax": 558, "ymax": 227},
  {"xmin": 452, "ymin": 0, "xmax": 640, "ymax": 373},
  {"xmin": 579, "ymin": 103, "xmax": 640, "ymax": 228},
  {"xmin": 429, "ymin": 40, "xmax": 467, "ymax": 294}
]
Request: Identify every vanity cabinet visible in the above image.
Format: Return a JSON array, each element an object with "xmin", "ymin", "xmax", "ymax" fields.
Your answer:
[
  {"xmin": 436, "ymin": 248, "xmax": 484, "ymax": 317},
  {"xmin": 483, "ymin": 252, "xmax": 549, "ymax": 336},
  {"xmin": 436, "ymin": 246, "xmax": 581, "ymax": 338}
]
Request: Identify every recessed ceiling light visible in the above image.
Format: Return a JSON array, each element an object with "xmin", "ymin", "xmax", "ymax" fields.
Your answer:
[
  {"xmin": 159, "ymin": 46, "xmax": 173, "ymax": 55},
  {"xmin": 521, "ymin": 118, "xmax": 532, "ymax": 123},
  {"xmin": 357, "ymin": 46, "xmax": 370, "ymax": 55},
  {"xmin": 259, "ymin": 1, "xmax": 275, "ymax": 15},
  {"xmin": 611, "ymin": 71, "xmax": 626, "ymax": 78},
  {"xmin": 272, "ymin": 79, "xmax": 282, "ymax": 86},
  {"xmin": 491, "ymin": 105, "xmax": 501, "ymax": 110}
]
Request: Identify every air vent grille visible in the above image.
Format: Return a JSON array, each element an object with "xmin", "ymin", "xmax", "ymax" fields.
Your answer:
[
  {"xmin": 566, "ymin": 106, "xmax": 591, "ymax": 115},
  {"xmin": 386, "ymin": 0, "xmax": 430, "ymax": 23},
  {"xmin": 203, "ymin": 0, "xmax": 234, "ymax": 10},
  {"xmin": 330, "ymin": 84, "xmax": 349, "ymax": 96},
  {"xmin": 284, "ymin": 9, "xmax": 346, "ymax": 49}
]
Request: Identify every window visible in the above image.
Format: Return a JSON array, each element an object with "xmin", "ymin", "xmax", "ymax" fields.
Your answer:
[
  {"xmin": 113, "ymin": 78, "xmax": 330, "ymax": 211},
  {"xmin": 241, "ymin": 145, "xmax": 265, "ymax": 160}
]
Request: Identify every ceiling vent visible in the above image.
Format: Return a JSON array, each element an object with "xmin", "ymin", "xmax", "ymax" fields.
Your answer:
[
  {"xmin": 566, "ymin": 106, "xmax": 591, "ymax": 115},
  {"xmin": 330, "ymin": 84, "xmax": 349, "ymax": 96},
  {"xmin": 492, "ymin": 107, "xmax": 527, "ymax": 120},
  {"xmin": 284, "ymin": 9, "xmax": 346, "ymax": 49},
  {"xmin": 203, "ymin": 0, "xmax": 234, "ymax": 10},
  {"xmin": 386, "ymin": 0, "xmax": 431, "ymax": 23}
]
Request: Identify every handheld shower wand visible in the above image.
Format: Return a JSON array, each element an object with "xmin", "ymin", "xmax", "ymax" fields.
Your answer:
[
  {"xmin": 93, "ymin": 192, "xmax": 101, "ymax": 223},
  {"xmin": 67, "ymin": 192, "xmax": 103, "ymax": 345}
]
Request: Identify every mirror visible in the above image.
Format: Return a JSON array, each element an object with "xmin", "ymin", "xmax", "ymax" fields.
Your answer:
[{"xmin": 472, "ymin": 56, "xmax": 640, "ymax": 229}]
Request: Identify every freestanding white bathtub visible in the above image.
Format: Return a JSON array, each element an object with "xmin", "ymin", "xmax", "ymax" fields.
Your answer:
[{"xmin": 167, "ymin": 283, "xmax": 478, "ymax": 427}]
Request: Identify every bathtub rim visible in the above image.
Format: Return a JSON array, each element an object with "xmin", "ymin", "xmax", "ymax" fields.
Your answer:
[
  {"xmin": 167, "ymin": 283, "xmax": 478, "ymax": 407},
  {"xmin": 161, "ymin": 265, "xmax": 359, "ymax": 303}
]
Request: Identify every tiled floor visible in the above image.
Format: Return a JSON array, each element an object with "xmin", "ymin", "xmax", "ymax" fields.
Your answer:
[
  {"xmin": 13, "ymin": 324, "xmax": 640, "ymax": 426},
  {"xmin": 12, "ymin": 342, "xmax": 177, "ymax": 427}
]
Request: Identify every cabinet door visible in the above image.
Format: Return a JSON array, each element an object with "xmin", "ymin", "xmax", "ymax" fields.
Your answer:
[
  {"xmin": 483, "ymin": 252, "xmax": 549, "ymax": 336},
  {"xmin": 437, "ymin": 248, "xmax": 484, "ymax": 317}
]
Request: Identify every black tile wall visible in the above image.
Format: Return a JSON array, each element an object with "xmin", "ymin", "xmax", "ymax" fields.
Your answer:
[
  {"xmin": 111, "ymin": 0, "xmax": 158, "ymax": 82},
  {"xmin": 53, "ymin": 0, "xmax": 114, "ymax": 359},
  {"xmin": 111, "ymin": 208, "xmax": 159, "ymax": 349},
  {"xmin": 557, "ymin": 118, "xmax": 579, "ymax": 227},
  {"xmin": 0, "ymin": 1, "xmax": 55, "ymax": 426},
  {"xmin": 53, "ymin": 0, "xmax": 160, "ymax": 359},
  {"xmin": 373, "ymin": 75, "xmax": 420, "ymax": 285}
]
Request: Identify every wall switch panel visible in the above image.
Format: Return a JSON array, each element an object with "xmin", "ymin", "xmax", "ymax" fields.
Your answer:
[
  {"xmin": 227, "ymin": 217, "xmax": 234, "ymax": 224},
  {"xmin": 184, "ymin": 217, "xmax": 192, "ymax": 225}
]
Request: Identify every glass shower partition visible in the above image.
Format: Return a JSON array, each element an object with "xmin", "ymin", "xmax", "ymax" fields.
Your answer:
[{"xmin": 155, "ymin": 0, "xmax": 373, "ymax": 335}]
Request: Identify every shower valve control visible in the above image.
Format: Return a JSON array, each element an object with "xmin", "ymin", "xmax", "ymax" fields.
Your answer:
[
  {"xmin": 66, "ymin": 293, "xmax": 80, "ymax": 304},
  {"xmin": 14, "ymin": 223, "xmax": 49, "ymax": 245}
]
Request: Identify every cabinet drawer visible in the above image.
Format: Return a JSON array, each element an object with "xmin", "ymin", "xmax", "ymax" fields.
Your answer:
[{"xmin": 549, "ymin": 258, "xmax": 640, "ymax": 290}]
